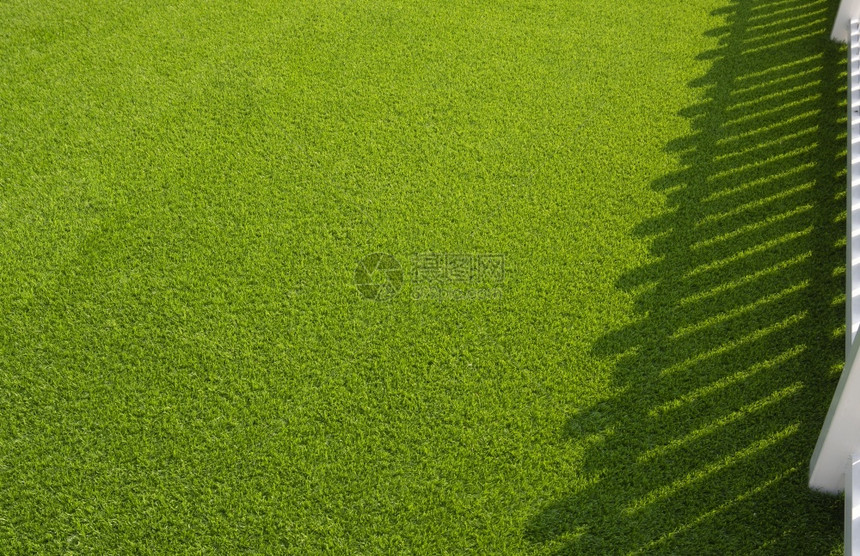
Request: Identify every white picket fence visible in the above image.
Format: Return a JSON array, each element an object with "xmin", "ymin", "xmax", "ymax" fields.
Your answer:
[{"xmin": 812, "ymin": 4, "xmax": 860, "ymax": 554}]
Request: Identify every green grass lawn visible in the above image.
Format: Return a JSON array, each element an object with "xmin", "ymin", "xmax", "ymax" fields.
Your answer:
[{"xmin": 0, "ymin": 0, "xmax": 850, "ymax": 553}]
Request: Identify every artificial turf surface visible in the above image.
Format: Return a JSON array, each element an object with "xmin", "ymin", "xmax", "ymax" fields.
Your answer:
[{"xmin": 0, "ymin": 0, "xmax": 852, "ymax": 553}]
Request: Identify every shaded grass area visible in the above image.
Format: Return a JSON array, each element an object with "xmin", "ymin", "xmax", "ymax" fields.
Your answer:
[
  {"xmin": 0, "ymin": 0, "xmax": 848, "ymax": 553},
  {"xmin": 527, "ymin": 0, "xmax": 847, "ymax": 552}
]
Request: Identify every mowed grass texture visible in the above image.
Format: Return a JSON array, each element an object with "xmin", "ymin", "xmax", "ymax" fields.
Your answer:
[{"xmin": 0, "ymin": 0, "xmax": 849, "ymax": 553}]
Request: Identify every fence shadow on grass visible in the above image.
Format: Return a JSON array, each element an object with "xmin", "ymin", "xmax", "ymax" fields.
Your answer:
[{"xmin": 527, "ymin": 0, "xmax": 847, "ymax": 553}]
